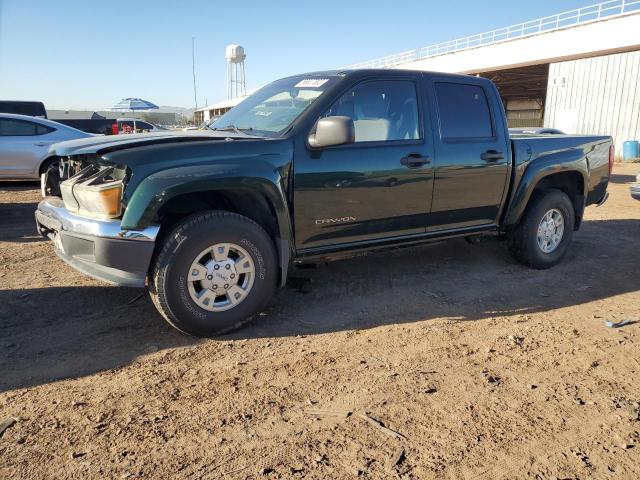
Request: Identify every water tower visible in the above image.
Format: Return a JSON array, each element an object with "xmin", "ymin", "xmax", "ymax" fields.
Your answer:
[{"xmin": 225, "ymin": 45, "xmax": 246, "ymax": 100}]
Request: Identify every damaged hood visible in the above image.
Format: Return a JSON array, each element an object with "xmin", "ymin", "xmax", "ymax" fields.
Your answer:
[{"xmin": 49, "ymin": 130, "xmax": 261, "ymax": 157}]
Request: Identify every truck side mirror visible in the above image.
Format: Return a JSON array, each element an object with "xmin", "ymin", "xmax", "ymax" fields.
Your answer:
[{"xmin": 308, "ymin": 116, "xmax": 355, "ymax": 148}]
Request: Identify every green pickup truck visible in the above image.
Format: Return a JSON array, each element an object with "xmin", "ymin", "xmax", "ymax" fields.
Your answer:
[{"xmin": 36, "ymin": 69, "xmax": 613, "ymax": 336}]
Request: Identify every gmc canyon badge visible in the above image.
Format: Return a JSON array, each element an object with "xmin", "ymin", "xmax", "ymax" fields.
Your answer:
[{"xmin": 315, "ymin": 216, "xmax": 357, "ymax": 225}]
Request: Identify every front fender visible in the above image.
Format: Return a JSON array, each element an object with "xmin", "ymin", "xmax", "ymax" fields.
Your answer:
[
  {"xmin": 503, "ymin": 148, "xmax": 588, "ymax": 227},
  {"xmin": 121, "ymin": 160, "xmax": 293, "ymax": 248}
]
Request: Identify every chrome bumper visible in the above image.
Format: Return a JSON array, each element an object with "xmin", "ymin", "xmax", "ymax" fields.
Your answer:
[
  {"xmin": 35, "ymin": 197, "xmax": 160, "ymax": 287},
  {"xmin": 35, "ymin": 197, "xmax": 159, "ymax": 241}
]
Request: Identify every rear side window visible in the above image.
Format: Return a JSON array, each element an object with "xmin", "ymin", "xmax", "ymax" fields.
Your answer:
[
  {"xmin": 0, "ymin": 119, "xmax": 54, "ymax": 136},
  {"xmin": 36, "ymin": 124, "xmax": 54, "ymax": 134},
  {"xmin": 435, "ymin": 83, "xmax": 493, "ymax": 139}
]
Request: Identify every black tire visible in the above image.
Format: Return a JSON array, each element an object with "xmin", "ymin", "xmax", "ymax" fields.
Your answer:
[
  {"xmin": 149, "ymin": 211, "xmax": 277, "ymax": 337},
  {"xmin": 507, "ymin": 189, "xmax": 575, "ymax": 269},
  {"xmin": 40, "ymin": 157, "xmax": 61, "ymax": 196}
]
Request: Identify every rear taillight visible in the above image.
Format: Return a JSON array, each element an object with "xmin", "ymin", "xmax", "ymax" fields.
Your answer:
[
  {"xmin": 609, "ymin": 145, "xmax": 615, "ymax": 177},
  {"xmin": 112, "ymin": 123, "xmax": 118, "ymax": 135}
]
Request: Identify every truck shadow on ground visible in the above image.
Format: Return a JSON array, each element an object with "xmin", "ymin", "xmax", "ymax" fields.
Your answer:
[
  {"xmin": 1, "ymin": 218, "xmax": 638, "ymax": 393},
  {"xmin": 233, "ymin": 218, "xmax": 640, "ymax": 339},
  {"xmin": 0, "ymin": 181, "xmax": 40, "ymax": 190},
  {"xmin": 0, "ymin": 201, "xmax": 42, "ymax": 243},
  {"xmin": 0, "ymin": 181, "xmax": 43, "ymax": 243},
  {"xmin": 610, "ymin": 173, "xmax": 637, "ymax": 184},
  {"xmin": 0, "ymin": 285, "xmax": 197, "ymax": 393}
]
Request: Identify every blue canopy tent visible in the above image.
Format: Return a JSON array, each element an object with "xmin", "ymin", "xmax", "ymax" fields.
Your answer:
[
  {"xmin": 109, "ymin": 98, "xmax": 159, "ymax": 133},
  {"xmin": 110, "ymin": 98, "xmax": 159, "ymax": 111}
]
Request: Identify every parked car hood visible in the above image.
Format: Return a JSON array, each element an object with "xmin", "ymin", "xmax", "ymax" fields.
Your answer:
[{"xmin": 49, "ymin": 130, "xmax": 261, "ymax": 157}]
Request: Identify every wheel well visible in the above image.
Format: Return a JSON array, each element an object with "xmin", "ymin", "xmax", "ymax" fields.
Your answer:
[
  {"xmin": 157, "ymin": 189, "xmax": 283, "ymax": 253},
  {"xmin": 157, "ymin": 190, "xmax": 279, "ymax": 239},
  {"xmin": 532, "ymin": 171, "xmax": 585, "ymax": 228},
  {"xmin": 155, "ymin": 190, "xmax": 287, "ymax": 285},
  {"xmin": 38, "ymin": 156, "xmax": 60, "ymax": 175}
]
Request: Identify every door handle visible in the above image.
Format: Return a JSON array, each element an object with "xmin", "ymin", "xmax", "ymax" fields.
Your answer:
[
  {"xmin": 35, "ymin": 142, "xmax": 51, "ymax": 147},
  {"xmin": 480, "ymin": 150, "xmax": 504, "ymax": 162},
  {"xmin": 400, "ymin": 153, "xmax": 431, "ymax": 168}
]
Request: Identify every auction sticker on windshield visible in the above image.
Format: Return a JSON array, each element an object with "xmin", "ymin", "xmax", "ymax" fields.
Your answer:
[{"xmin": 295, "ymin": 79, "xmax": 329, "ymax": 88}]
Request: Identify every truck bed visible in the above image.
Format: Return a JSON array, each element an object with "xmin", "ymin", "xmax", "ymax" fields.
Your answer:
[{"xmin": 509, "ymin": 134, "xmax": 612, "ymax": 207}]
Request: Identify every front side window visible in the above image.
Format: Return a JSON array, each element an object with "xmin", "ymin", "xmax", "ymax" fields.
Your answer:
[
  {"xmin": 133, "ymin": 121, "xmax": 153, "ymax": 132},
  {"xmin": 325, "ymin": 80, "xmax": 420, "ymax": 142},
  {"xmin": 119, "ymin": 121, "xmax": 135, "ymax": 133},
  {"xmin": 0, "ymin": 119, "xmax": 53, "ymax": 136},
  {"xmin": 435, "ymin": 83, "xmax": 493, "ymax": 139},
  {"xmin": 211, "ymin": 76, "xmax": 341, "ymax": 137}
]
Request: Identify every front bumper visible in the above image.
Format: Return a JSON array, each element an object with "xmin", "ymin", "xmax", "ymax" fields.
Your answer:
[
  {"xmin": 631, "ymin": 184, "xmax": 640, "ymax": 201},
  {"xmin": 35, "ymin": 197, "xmax": 159, "ymax": 287}
]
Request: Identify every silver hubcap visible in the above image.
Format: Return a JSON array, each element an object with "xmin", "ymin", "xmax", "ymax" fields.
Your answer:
[
  {"xmin": 187, "ymin": 243, "xmax": 255, "ymax": 312},
  {"xmin": 537, "ymin": 209, "xmax": 565, "ymax": 253}
]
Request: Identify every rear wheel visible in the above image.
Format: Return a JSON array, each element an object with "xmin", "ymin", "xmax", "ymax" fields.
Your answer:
[
  {"xmin": 149, "ymin": 211, "xmax": 277, "ymax": 337},
  {"xmin": 508, "ymin": 189, "xmax": 575, "ymax": 269}
]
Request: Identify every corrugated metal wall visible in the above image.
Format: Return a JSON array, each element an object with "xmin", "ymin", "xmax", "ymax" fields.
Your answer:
[{"xmin": 545, "ymin": 50, "xmax": 640, "ymax": 157}]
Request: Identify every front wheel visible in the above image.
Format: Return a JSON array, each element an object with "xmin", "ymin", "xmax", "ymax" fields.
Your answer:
[
  {"xmin": 149, "ymin": 211, "xmax": 277, "ymax": 337},
  {"xmin": 508, "ymin": 189, "xmax": 575, "ymax": 269}
]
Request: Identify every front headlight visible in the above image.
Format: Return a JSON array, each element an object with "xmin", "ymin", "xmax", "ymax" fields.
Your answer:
[{"xmin": 61, "ymin": 165, "xmax": 125, "ymax": 219}]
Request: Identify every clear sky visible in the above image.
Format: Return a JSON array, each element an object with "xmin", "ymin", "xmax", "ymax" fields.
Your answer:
[{"xmin": 0, "ymin": 0, "xmax": 592, "ymax": 110}]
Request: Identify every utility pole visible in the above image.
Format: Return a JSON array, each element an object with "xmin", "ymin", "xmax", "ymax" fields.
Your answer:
[{"xmin": 192, "ymin": 37, "xmax": 198, "ymax": 110}]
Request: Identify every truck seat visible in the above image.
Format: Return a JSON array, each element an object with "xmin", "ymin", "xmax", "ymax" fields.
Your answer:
[{"xmin": 353, "ymin": 88, "xmax": 391, "ymax": 142}]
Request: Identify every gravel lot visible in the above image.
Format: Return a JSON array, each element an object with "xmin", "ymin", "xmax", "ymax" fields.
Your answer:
[{"xmin": 1, "ymin": 163, "xmax": 639, "ymax": 479}]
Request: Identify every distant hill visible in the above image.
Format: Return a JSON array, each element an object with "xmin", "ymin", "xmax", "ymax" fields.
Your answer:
[{"xmin": 157, "ymin": 106, "xmax": 195, "ymax": 116}]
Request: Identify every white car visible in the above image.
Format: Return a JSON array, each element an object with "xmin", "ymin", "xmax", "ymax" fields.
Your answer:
[
  {"xmin": 117, "ymin": 118, "xmax": 166, "ymax": 134},
  {"xmin": 0, "ymin": 113, "xmax": 93, "ymax": 180}
]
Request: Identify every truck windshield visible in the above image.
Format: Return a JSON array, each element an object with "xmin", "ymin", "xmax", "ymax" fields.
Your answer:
[{"xmin": 210, "ymin": 76, "xmax": 340, "ymax": 137}]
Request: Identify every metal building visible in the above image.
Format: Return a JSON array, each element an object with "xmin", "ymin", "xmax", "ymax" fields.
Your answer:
[
  {"xmin": 343, "ymin": 0, "xmax": 640, "ymax": 157},
  {"xmin": 545, "ymin": 50, "xmax": 640, "ymax": 148},
  {"xmin": 193, "ymin": 96, "xmax": 247, "ymax": 124}
]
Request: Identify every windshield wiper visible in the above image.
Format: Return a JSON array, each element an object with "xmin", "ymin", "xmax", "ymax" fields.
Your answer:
[{"xmin": 210, "ymin": 125, "xmax": 254, "ymax": 135}]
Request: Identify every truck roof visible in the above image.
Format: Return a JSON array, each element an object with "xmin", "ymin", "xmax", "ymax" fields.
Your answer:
[{"xmin": 287, "ymin": 69, "xmax": 487, "ymax": 83}]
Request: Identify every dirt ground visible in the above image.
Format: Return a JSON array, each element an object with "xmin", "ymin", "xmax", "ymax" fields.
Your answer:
[{"xmin": 1, "ymin": 164, "xmax": 639, "ymax": 479}]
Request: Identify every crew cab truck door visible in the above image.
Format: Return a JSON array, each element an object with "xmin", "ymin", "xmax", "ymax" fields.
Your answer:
[
  {"xmin": 293, "ymin": 76, "xmax": 435, "ymax": 250},
  {"xmin": 426, "ymin": 78, "xmax": 510, "ymax": 230}
]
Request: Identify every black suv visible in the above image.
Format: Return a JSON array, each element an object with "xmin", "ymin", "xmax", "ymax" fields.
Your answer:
[{"xmin": 0, "ymin": 100, "xmax": 47, "ymax": 118}]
